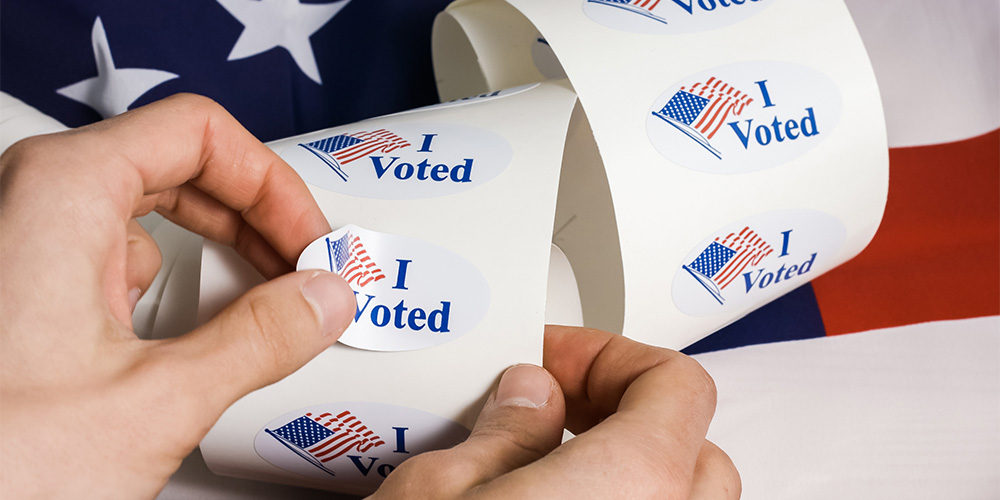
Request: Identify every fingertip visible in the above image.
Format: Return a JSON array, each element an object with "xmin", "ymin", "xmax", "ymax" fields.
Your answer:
[
  {"xmin": 495, "ymin": 364, "xmax": 556, "ymax": 409},
  {"xmin": 300, "ymin": 270, "xmax": 354, "ymax": 342}
]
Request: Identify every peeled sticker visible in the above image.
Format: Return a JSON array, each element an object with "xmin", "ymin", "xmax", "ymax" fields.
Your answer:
[
  {"xmin": 282, "ymin": 122, "xmax": 513, "ymax": 199},
  {"xmin": 583, "ymin": 0, "xmax": 773, "ymax": 35},
  {"xmin": 672, "ymin": 210, "xmax": 846, "ymax": 316},
  {"xmin": 298, "ymin": 225, "xmax": 491, "ymax": 351},
  {"xmin": 254, "ymin": 402, "xmax": 469, "ymax": 492},
  {"xmin": 647, "ymin": 61, "xmax": 842, "ymax": 174}
]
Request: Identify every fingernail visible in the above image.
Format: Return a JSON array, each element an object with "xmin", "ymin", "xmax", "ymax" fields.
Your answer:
[
  {"xmin": 128, "ymin": 287, "xmax": 142, "ymax": 314},
  {"xmin": 301, "ymin": 271, "xmax": 354, "ymax": 339},
  {"xmin": 496, "ymin": 364, "xmax": 552, "ymax": 408}
]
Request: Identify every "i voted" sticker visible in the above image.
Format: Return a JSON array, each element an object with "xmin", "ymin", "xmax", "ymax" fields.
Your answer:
[
  {"xmin": 298, "ymin": 225, "xmax": 491, "ymax": 351},
  {"xmin": 282, "ymin": 123, "xmax": 513, "ymax": 200},
  {"xmin": 255, "ymin": 401, "xmax": 470, "ymax": 495},
  {"xmin": 647, "ymin": 61, "xmax": 842, "ymax": 174},
  {"xmin": 583, "ymin": 0, "xmax": 773, "ymax": 35},
  {"xmin": 672, "ymin": 209, "xmax": 846, "ymax": 316}
]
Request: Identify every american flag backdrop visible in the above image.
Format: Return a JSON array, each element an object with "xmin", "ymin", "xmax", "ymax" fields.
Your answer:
[
  {"xmin": 0, "ymin": 0, "xmax": 453, "ymax": 143},
  {"xmin": 1, "ymin": 1, "xmax": 996, "ymax": 497},
  {"xmin": 1, "ymin": 0, "xmax": 993, "ymax": 356},
  {"xmin": 327, "ymin": 232, "xmax": 387, "ymax": 287},
  {"xmin": 299, "ymin": 129, "xmax": 411, "ymax": 181}
]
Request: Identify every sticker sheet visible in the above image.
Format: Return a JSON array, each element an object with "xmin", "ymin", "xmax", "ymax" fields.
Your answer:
[
  {"xmin": 434, "ymin": 0, "xmax": 889, "ymax": 347},
  {"xmin": 198, "ymin": 81, "xmax": 576, "ymax": 494}
]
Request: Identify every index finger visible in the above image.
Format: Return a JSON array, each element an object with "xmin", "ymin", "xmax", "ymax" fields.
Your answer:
[
  {"xmin": 95, "ymin": 93, "xmax": 331, "ymax": 263},
  {"xmin": 2, "ymin": 94, "xmax": 329, "ymax": 267},
  {"xmin": 543, "ymin": 325, "xmax": 717, "ymax": 434},
  {"xmin": 489, "ymin": 325, "xmax": 718, "ymax": 498}
]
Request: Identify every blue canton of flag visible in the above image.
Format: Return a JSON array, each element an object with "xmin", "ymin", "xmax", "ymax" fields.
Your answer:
[
  {"xmin": 652, "ymin": 77, "xmax": 754, "ymax": 160},
  {"xmin": 328, "ymin": 232, "xmax": 353, "ymax": 273},
  {"xmin": 299, "ymin": 128, "xmax": 411, "ymax": 182},
  {"xmin": 300, "ymin": 134, "xmax": 364, "ymax": 181},
  {"xmin": 308, "ymin": 135, "xmax": 364, "ymax": 155},
  {"xmin": 683, "ymin": 227, "xmax": 774, "ymax": 305},
  {"xmin": 265, "ymin": 416, "xmax": 338, "ymax": 477},
  {"xmin": 326, "ymin": 232, "xmax": 387, "ymax": 287},
  {"xmin": 652, "ymin": 90, "xmax": 724, "ymax": 160},
  {"xmin": 683, "ymin": 242, "xmax": 735, "ymax": 305},
  {"xmin": 661, "ymin": 91, "xmax": 710, "ymax": 127},
  {"xmin": 265, "ymin": 411, "xmax": 386, "ymax": 477},
  {"xmin": 689, "ymin": 241, "xmax": 737, "ymax": 278}
]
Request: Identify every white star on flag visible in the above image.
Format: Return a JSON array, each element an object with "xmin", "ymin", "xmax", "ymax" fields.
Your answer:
[
  {"xmin": 216, "ymin": 0, "xmax": 351, "ymax": 85},
  {"xmin": 57, "ymin": 17, "xmax": 179, "ymax": 118}
]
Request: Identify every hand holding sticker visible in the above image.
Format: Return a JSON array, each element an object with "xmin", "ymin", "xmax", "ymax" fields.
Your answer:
[{"xmin": 0, "ymin": 95, "xmax": 355, "ymax": 498}]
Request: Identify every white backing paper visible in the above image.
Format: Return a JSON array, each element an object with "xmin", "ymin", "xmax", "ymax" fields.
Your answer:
[
  {"xmin": 433, "ymin": 0, "xmax": 888, "ymax": 348},
  {"xmin": 198, "ymin": 80, "xmax": 578, "ymax": 494}
]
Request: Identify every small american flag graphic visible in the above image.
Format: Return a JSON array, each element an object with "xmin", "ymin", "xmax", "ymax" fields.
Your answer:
[
  {"xmin": 299, "ymin": 129, "xmax": 411, "ymax": 181},
  {"xmin": 587, "ymin": 0, "xmax": 667, "ymax": 24},
  {"xmin": 683, "ymin": 226, "xmax": 773, "ymax": 304},
  {"xmin": 265, "ymin": 411, "xmax": 386, "ymax": 477},
  {"xmin": 327, "ymin": 232, "xmax": 387, "ymax": 287},
  {"xmin": 652, "ymin": 77, "xmax": 754, "ymax": 159}
]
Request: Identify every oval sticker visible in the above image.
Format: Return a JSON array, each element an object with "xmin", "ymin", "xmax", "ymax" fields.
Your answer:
[
  {"xmin": 583, "ymin": 0, "xmax": 773, "ymax": 35},
  {"xmin": 254, "ymin": 402, "xmax": 469, "ymax": 493},
  {"xmin": 282, "ymin": 123, "xmax": 513, "ymax": 199},
  {"xmin": 672, "ymin": 210, "xmax": 846, "ymax": 316},
  {"xmin": 298, "ymin": 225, "xmax": 491, "ymax": 351},
  {"xmin": 647, "ymin": 61, "xmax": 842, "ymax": 174}
]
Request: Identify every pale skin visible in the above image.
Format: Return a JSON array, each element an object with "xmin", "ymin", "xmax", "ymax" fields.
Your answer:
[{"xmin": 0, "ymin": 94, "xmax": 740, "ymax": 499}]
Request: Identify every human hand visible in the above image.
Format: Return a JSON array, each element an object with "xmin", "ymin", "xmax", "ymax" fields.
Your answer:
[
  {"xmin": 371, "ymin": 325, "xmax": 740, "ymax": 499},
  {"xmin": 0, "ymin": 94, "xmax": 356, "ymax": 499}
]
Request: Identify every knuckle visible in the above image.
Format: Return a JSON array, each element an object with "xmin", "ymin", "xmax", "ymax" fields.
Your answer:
[
  {"xmin": 704, "ymin": 443, "xmax": 742, "ymax": 499},
  {"xmin": 1, "ymin": 137, "xmax": 51, "ymax": 192},
  {"xmin": 127, "ymin": 222, "xmax": 163, "ymax": 268},
  {"xmin": 574, "ymin": 433, "xmax": 689, "ymax": 498},
  {"xmin": 164, "ymin": 92, "xmax": 221, "ymax": 114},
  {"xmin": 243, "ymin": 295, "xmax": 296, "ymax": 373},
  {"xmin": 671, "ymin": 354, "xmax": 718, "ymax": 408},
  {"xmin": 469, "ymin": 422, "xmax": 549, "ymax": 466}
]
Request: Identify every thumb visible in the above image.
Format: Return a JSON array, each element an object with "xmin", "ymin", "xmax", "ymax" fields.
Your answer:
[
  {"xmin": 157, "ymin": 270, "xmax": 355, "ymax": 411},
  {"xmin": 372, "ymin": 365, "xmax": 565, "ymax": 499},
  {"xmin": 462, "ymin": 364, "xmax": 566, "ymax": 476}
]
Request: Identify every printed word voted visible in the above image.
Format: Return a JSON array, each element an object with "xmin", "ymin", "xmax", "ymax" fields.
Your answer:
[
  {"xmin": 352, "ymin": 259, "xmax": 452, "ymax": 333},
  {"xmin": 728, "ymin": 81, "xmax": 820, "ymax": 149},
  {"xmin": 741, "ymin": 230, "xmax": 817, "ymax": 293},
  {"xmin": 668, "ymin": 0, "xmax": 763, "ymax": 15},
  {"xmin": 369, "ymin": 134, "xmax": 473, "ymax": 183},
  {"xmin": 353, "ymin": 294, "xmax": 452, "ymax": 332},
  {"xmin": 347, "ymin": 427, "xmax": 410, "ymax": 479}
]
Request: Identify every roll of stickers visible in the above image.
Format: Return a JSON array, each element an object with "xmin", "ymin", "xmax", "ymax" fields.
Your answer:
[
  {"xmin": 0, "ymin": 92, "xmax": 69, "ymax": 153},
  {"xmin": 433, "ymin": 0, "xmax": 889, "ymax": 348},
  {"xmin": 198, "ymin": 80, "xmax": 578, "ymax": 495}
]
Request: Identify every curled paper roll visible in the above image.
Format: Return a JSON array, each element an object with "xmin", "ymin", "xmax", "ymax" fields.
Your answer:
[
  {"xmin": 432, "ymin": 0, "xmax": 889, "ymax": 348},
  {"xmin": 0, "ymin": 92, "xmax": 69, "ymax": 153},
  {"xmin": 198, "ymin": 81, "xmax": 579, "ymax": 494}
]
